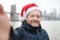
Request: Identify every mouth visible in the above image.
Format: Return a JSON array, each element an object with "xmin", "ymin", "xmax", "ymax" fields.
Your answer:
[
  {"xmin": 31, "ymin": 21, "xmax": 39, "ymax": 27},
  {"xmin": 31, "ymin": 23, "xmax": 39, "ymax": 27}
]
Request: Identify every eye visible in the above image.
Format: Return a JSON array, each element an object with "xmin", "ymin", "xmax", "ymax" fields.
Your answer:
[
  {"xmin": 37, "ymin": 15, "xmax": 41, "ymax": 18},
  {"xmin": 30, "ymin": 15, "xmax": 34, "ymax": 17}
]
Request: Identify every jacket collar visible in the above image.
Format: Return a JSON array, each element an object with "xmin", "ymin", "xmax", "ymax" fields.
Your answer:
[{"xmin": 21, "ymin": 20, "xmax": 42, "ymax": 33}]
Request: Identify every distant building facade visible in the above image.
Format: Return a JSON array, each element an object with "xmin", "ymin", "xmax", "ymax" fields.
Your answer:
[{"xmin": 10, "ymin": 5, "xmax": 19, "ymax": 21}]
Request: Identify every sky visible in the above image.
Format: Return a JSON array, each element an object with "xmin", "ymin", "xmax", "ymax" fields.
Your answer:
[{"xmin": 0, "ymin": 0, "xmax": 60, "ymax": 14}]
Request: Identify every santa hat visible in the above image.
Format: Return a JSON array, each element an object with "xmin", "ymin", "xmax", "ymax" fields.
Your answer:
[{"xmin": 20, "ymin": 3, "xmax": 41, "ymax": 21}]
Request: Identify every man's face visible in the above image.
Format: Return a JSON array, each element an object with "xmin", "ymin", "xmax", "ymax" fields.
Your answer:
[{"xmin": 26, "ymin": 10, "xmax": 42, "ymax": 27}]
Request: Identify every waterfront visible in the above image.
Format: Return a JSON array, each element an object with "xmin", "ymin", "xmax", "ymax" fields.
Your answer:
[{"xmin": 11, "ymin": 21, "xmax": 60, "ymax": 40}]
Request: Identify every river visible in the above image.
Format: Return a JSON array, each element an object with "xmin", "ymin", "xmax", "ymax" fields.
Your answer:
[{"xmin": 11, "ymin": 21, "xmax": 60, "ymax": 40}]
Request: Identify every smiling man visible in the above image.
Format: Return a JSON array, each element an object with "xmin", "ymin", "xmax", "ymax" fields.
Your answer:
[
  {"xmin": 0, "ymin": 3, "xmax": 49, "ymax": 40},
  {"xmin": 12, "ymin": 3, "xmax": 49, "ymax": 40},
  {"xmin": 26, "ymin": 10, "xmax": 41, "ymax": 27}
]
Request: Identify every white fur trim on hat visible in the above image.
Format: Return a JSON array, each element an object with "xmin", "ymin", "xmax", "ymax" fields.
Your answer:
[
  {"xmin": 23, "ymin": 7, "xmax": 41, "ymax": 19},
  {"xmin": 19, "ymin": 17, "xmax": 25, "ymax": 21}
]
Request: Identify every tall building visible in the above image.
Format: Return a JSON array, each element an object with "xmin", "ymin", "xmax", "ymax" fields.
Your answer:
[
  {"xmin": 10, "ymin": 5, "xmax": 19, "ymax": 21},
  {"xmin": 42, "ymin": 10, "xmax": 47, "ymax": 20},
  {"xmin": 53, "ymin": 8, "xmax": 57, "ymax": 19},
  {"xmin": 48, "ymin": 8, "xmax": 57, "ymax": 20}
]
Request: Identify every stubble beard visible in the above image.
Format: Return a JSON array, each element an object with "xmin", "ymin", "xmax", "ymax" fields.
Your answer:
[{"xmin": 30, "ymin": 21, "xmax": 40, "ymax": 27}]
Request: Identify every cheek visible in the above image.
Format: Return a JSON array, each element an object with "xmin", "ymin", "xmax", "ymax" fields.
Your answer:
[
  {"xmin": 26, "ymin": 17, "xmax": 33, "ymax": 24},
  {"xmin": 27, "ymin": 17, "xmax": 33, "ymax": 21}
]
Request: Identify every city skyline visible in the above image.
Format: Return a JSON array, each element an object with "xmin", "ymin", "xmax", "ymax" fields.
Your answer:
[
  {"xmin": 42, "ymin": 8, "xmax": 60, "ymax": 20},
  {"xmin": 0, "ymin": 0, "xmax": 60, "ymax": 14},
  {"xmin": 9, "ymin": 5, "xmax": 60, "ymax": 21}
]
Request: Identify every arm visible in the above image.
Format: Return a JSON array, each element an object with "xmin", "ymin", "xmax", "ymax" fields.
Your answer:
[
  {"xmin": 0, "ymin": 4, "xmax": 10, "ymax": 40},
  {"xmin": 10, "ymin": 27, "xmax": 23, "ymax": 40}
]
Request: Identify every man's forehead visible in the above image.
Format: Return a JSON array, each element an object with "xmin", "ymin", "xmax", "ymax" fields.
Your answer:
[{"xmin": 29, "ymin": 10, "xmax": 41, "ymax": 15}]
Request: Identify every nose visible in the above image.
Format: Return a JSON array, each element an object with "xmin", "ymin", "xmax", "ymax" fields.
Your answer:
[{"xmin": 33, "ymin": 16, "xmax": 38, "ymax": 20}]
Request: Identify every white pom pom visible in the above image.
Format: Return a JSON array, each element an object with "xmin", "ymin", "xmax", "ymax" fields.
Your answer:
[{"xmin": 19, "ymin": 17, "xmax": 25, "ymax": 22}]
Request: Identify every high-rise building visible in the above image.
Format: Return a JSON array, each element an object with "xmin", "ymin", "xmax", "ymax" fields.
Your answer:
[{"xmin": 10, "ymin": 5, "xmax": 19, "ymax": 21}]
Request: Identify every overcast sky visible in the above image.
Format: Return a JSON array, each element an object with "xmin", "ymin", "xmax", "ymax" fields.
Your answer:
[{"xmin": 0, "ymin": 0, "xmax": 60, "ymax": 14}]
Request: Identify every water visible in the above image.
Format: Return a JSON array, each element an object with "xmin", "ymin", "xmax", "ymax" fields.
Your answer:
[
  {"xmin": 41, "ymin": 21, "xmax": 60, "ymax": 40},
  {"xmin": 11, "ymin": 21, "xmax": 60, "ymax": 40}
]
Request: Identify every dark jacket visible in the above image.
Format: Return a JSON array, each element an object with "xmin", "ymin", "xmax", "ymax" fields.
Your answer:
[{"xmin": 10, "ymin": 20, "xmax": 49, "ymax": 40}]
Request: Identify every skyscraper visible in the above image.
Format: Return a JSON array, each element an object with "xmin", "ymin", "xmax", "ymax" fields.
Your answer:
[{"xmin": 10, "ymin": 5, "xmax": 19, "ymax": 21}]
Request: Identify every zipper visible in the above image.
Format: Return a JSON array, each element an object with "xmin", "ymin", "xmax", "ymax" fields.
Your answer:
[
  {"xmin": 37, "ymin": 29, "xmax": 39, "ymax": 34},
  {"xmin": 37, "ymin": 29, "xmax": 40, "ymax": 40}
]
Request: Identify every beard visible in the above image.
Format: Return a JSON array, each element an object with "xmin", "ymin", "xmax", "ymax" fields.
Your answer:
[
  {"xmin": 31, "ymin": 23, "xmax": 39, "ymax": 27},
  {"xmin": 30, "ymin": 20, "xmax": 40, "ymax": 27}
]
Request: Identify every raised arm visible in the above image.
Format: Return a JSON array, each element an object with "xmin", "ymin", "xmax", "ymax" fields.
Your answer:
[{"xmin": 0, "ymin": 4, "xmax": 10, "ymax": 40}]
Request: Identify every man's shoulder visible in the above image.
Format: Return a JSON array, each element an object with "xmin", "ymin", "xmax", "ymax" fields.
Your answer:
[
  {"xmin": 40, "ymin": 29, "xmax": 48, "ymax": 34},
  {"xmin": 14, "ymin": 27, "xmax": 25, "ymax": 38},
  {"xmin": 15, "ymin": 26, "xmax": 25, "ymax": 34},
  {"xmin": 40, "ymin": 28, "xmax": 49, "ymax": 38},
  {"xmin": 15, "ymin": 27, "xmax": 24, "ymax": 32},
  {"xmin": 41, "ymin": 29, "xmax": 46, "ymax": 32},
  {"xmin": 15, "ymin": 27, "xmax": 22, "ymax": 30}
]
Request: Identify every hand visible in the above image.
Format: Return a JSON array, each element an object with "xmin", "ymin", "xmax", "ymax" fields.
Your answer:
[{"xmin": 0, "ymin": 4, "xmax": 10, "ymax": 40}]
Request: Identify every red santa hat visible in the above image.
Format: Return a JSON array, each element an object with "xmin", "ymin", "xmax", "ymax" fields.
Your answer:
[{"xmin": 20, "ymin": 3, "xmax": 41, "ymax": 21}]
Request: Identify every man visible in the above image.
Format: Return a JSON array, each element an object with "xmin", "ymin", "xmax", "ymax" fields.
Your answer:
[
  {"xmin": 12, "ymin": 3, "xmax": 49, "ymax": 40},
  {"xmin": 0, "ymin": 4, "xmax": 10, "ymax": 40},
  {"xmin": 0, "ymin": 3, "xmax": 49, "ymax": 40}
]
